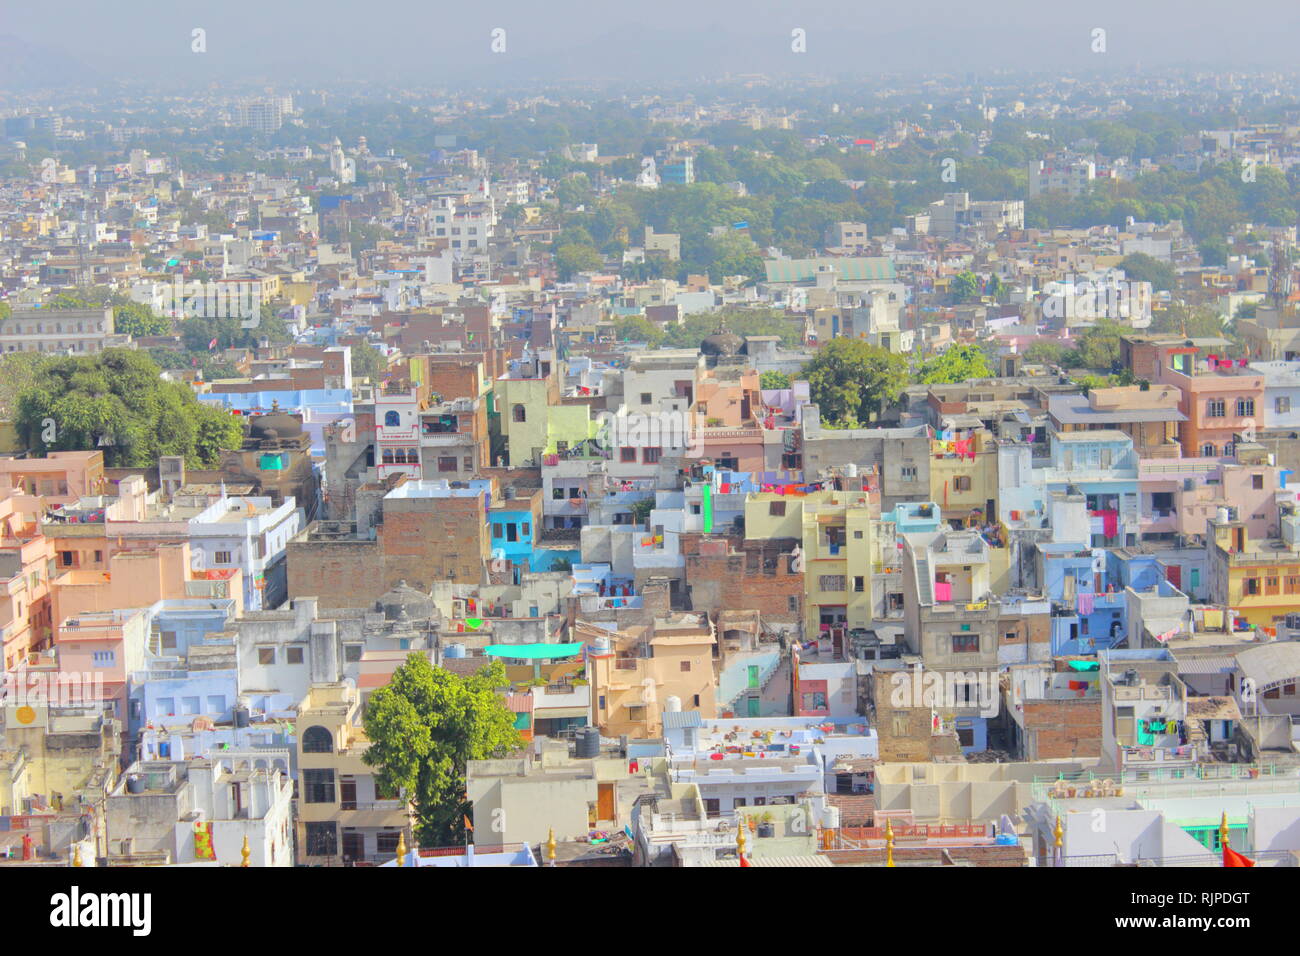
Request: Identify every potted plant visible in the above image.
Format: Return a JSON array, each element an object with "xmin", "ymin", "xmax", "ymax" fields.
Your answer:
[{"xmin": 757, "ymin": 812, "xmax": 776, "ymax": 838}]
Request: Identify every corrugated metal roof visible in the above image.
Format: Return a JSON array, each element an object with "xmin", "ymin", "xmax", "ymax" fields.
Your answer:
[
  {"xmin": 662, "ymin": 711, "xmax": 702, "ymax": 729},
  {"xmin": 1236, "ymin": 642, "xmax": 1300, "ymax": 687},
  {"xmin": 1171, "ymin": 654, "xmax": 1237, "ymax": 675},
  {"xmin": 764, "ymin": 257, "xmax": 895, "ymax": 284}
]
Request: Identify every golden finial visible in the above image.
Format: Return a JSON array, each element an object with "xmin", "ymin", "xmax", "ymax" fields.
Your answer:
[
  {"xmin": 737, "ymin": 818, "xmax": 748, "ymax": 857},
  {"xmin": 1219, "ymin": 811, "xmax": 1230, "ymax": 849},
  {"xmin": 396, "ymin": 830, "xmax": 406, "ymax": 866},
  {"xmin": 884, "ymin": 818, "xmax": 895, "ymax": 868},
  {"xmin": 1053, "ymin": 815, "xmax": 1063, "ymax": 849},
  {"xmin": 72, "ymin": 843, "xmax": 83, "ymax": 867},
  {"xmin": 241, "ymin": 835, "xmax": 250, "ymax": 867},
  {"xmin": 546, "ymin": 827, "xmax": 557, "ymax": 864}
]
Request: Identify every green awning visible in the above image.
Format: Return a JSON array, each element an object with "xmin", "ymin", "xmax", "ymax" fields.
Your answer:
[{"xmin": 483, "ymin": 642, "xmax": 584, "ymax": 659}]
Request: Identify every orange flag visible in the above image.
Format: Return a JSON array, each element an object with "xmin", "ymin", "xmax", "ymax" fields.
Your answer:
[
  {"xmin": 463, "ymin": 814, "xmax": 474, "ymax": 833},
  {"xmin": 1223, "ymin": 845, "xmax": 1255, "ymax": 868}
]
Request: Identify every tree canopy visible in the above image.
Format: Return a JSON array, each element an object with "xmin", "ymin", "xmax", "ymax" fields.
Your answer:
[
  {"xmin": 801, "ymin": 339, "xmax": 908, "ymax": 428},
  {"xmin": 918, "ymin": 343, "xmax": 994, "ymax": 384},
  {"xmin": 14, "ymin": 349, "xmax": 243, "ymax": 467},
  {"xmin": 362, "ymin": 654, "xmax": 521, "ymax": 847}
]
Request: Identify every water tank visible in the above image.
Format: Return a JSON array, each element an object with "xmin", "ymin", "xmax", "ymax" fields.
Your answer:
[
  {"xmin": 126, "ymin": 774, "xmax": 146, "ymax": 795},
  {"xmin": 576, "ymin": 727, "xmax": 601, "ymax": 758},
  {"xmin": 1217, "ymin": 507, "xmax": 1230, "ymax": 525},
  {"xmin": 664, "ymin": 695, "xmax": 682, "ymax": 713},
  {"xmin": 822, "ymin": 806, "xmax": 841, "ymax": 830},
  {"xmin": 233, "ymin": 704, "xmax": 251, "ymax": 728},
  {"xmin": 444, "ymin": 643, "xmax": 466, "ymax": 659},
  {"xmin": 592, "ymin": 637, "xmax": 611, "ymax": 655},
  {"xmin": 844, "ymin": 462, "xmax": 858, "ymax": 478}
]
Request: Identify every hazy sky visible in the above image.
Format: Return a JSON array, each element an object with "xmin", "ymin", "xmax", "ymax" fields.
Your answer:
[{"xmin": 4, "ymin": 0, "xmax": 1300, "ymax": 88}]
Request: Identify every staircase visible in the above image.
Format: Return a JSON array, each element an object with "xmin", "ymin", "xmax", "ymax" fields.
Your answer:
[{"xmin": 915, "ymin": 555, "xmax": 933, "ymax": 605}]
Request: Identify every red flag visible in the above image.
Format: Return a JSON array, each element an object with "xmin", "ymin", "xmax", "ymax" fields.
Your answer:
[
  {"xmin": 738, "ymin": 853, "xmax": 751, "ymax": 868},
  {"xmin": 1223, "ymin": 846, "xmax": 1255, "ymax": 867},
  {"xmin": 209, "ymin": 337, "xmax": 218, "ymax": 350}
]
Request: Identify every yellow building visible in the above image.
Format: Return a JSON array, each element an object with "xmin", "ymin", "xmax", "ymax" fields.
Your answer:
[
  {"xmin": 928, "ymin": 428, "xmax": 999, "ymax": 528},
  {"xmin": 742, "ymin": 489, "xmax": 892, "ymax": 636},
  {"xmin": 295, "ymin": 682, "xmax": 413, "ymax": 865},
  {"xmin": 1208, "ymin": 515, "xmax": 1300, "ymax": 628},
  {"xmin": 585, "ymin": 616, "xmax": 717, "ymax": 738}
]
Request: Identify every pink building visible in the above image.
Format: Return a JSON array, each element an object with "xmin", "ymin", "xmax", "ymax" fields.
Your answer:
[
  {"xmin": 52, "ymin": 541, "xmax": 244, "ymax": 629},
  {"xmin": 0, "ymin": 451, "xmax": 106, "ymax": 507},
  {"xmin": 0, "ymin": 489, "xmax": 56, "ymax": 671},
  {"xmin": 55, "ymin": 607, "xmax": 150, "ymax": 723}
]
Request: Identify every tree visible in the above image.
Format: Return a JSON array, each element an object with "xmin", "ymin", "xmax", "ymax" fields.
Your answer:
[
  {"xmin": 14, "ymin": 349, "xmax": 242, "ymax": 467},
  {"xmin": 918, "ymin": 343, "xmax": 994, "ymax": 384},
  {"xmin": 949, "ymin": 271, "xmax": 981, "ymax": 304},
  {"xmin": 362, "ymin": 654, "xmax": 521, "ymax": 846},
  {"xmin": 1118, "ymin": 253, "xmax": 1176, "ymax": 293},
  {"xmin": 349, "ymin": 341, "xmax": 390, "ymax": 382},
  {"xmin": 554, "ymin": 243, "xmax": 603, "ymax": 280},
  {"xmin": 113, "ymin": 300, "xmax": 172, "ymax": 338},
  {"xmin": 802, "ymin": 339, "xmax": 908, "ymax": 428},
  {"xmin": 759, "ymin": 370, "xmax": 791, "ymax": 390},
  {"xmin": 612, "ymin": 316, "xmax": 665, "ymax": 346}
]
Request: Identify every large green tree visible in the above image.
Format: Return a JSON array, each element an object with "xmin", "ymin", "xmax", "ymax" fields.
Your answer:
[
  {"xmin": 14, "ymin": 349, "xmax": 242, "ymax": 467},
  {"xmin": 918, "ymin": 343, "xmax": 994, "ymax": 384},
  {"xmin": 362, "ymin": 655, "xmax": 521, "ymax": 847},
  {"xmin": 802, "ymin": 339, "xmax": 908, "ymax": 428}
]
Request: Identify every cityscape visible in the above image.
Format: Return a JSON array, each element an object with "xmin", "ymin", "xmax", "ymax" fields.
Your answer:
[{"xmin": 0, "ymin": 2, "xmax": 1295, "ymax": 917}]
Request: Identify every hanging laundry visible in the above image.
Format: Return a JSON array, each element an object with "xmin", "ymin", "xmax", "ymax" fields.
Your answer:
[{"xmin": 1077, "ymin": 592, "xmax": 1095, "ymax": 615}]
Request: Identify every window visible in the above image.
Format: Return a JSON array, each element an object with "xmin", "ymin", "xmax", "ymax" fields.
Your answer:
[
  {"xmin": 642, "ymin": 447, "xmax": 661, "ymax": 464},
  {"xmin": 287, "ymin": 647, "xmax": 305, "ymax": 665},
  {"xmin": 1206, "ymin": 399, "xmax": 1226, "ymax": 418},
  {"xmin": 438, "ymin": 456, "xmax": 457, "ymax": 472},
  {"xmin": 951, "ymin": 634, "xmax": 980, "ymax": 654},
  {"xmin": 257, "ymin": 647, "xmax": 275, "ymax": 665},
  {"xmin": 492, "ymin": 523, "xmax": 504, "ymax": 538},
  {"xmin": 1278, "ymin": 396, "xmax": 1292, "ymax": 414},
  {"xmin": 384, "ymin": 410, "xmax": 400, "ymax": 427},
  {"xmin": 1236, "ymin": 398, "xmax": 1255, "ymax": 417},
  {"xmin": 521, "ymin": 523, "xmax": 531, "ymax": 538},
  {"xmin": 302, "ymin": 726, "xmax": 334, "ymax": 753},
  {"xmin": 787, "ymin": 596, "xmax": 799, "ymax": 612},
  {"xmin": 377, "ymin": 831, "xmax": 402, "ymax": 855},
  {"xmin": 901, "ymin": 466, "xmax": 917, "ymax": 481},
  {"xmin": 1202, "ymin": 443, "xmax": 1216, "ymax": 458},
  {"xmin": 953, "ymin": 475, "xmax": 972, "ymax": 492},
  {"xmin": 819, "ymin": 575, "xmax": 846, "ymax": 592},
  {"xmin": 1244, "ymin": 578, "xmax": 1260, "ymax": 596},
  {"xmin": 620, "ymin": 447, "xmax": 637, "ymax": 463},
  {"xmin": 303, "ymin": 769, "xmax": 336, "ymax": 803},
  {"xmin": 305, "ymin": 822, "xmax": 337, "ymax": 857},
  {"xmin": 552, "ymin": 487, "xmax": 566, "ymax": 500},
  {"xmin": 214, "ymin": 551, "xmax": 232, "ymax": 565},
  {"xmin": 157, "ymin": 697, "xmax": 175, "ymax": 716},
  {"xmin": 344, "ymin": 645, "xmax": 362, "ymax": 663},
  {"xmin": 769, "ymin": 501, "xmax": 787, "ymax": 516},
  {"xmin": 1252, "ymin": 474, "xmax": 1264, "ymax": 490},
  {"xmin": 512, "ymin": 404, "xmax": 526, "ymax": 423},
  {"xmin": 92, "ymin": 650, "xmax": 115, "ymax": 666},
  {"xmin": 160, "ymin": 631, "xmax": 177, "ymax": 651},
  {"xmin": 854, "ymin": 576, "xmax": 865, "ymax": 593},
  {"xmin": 640, "ymin": 392, "xmax": 652, "ymax": 405},
  {"xmin": 680, "ymin": 661, "xmax": 691, "ymax": 672}
]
